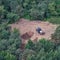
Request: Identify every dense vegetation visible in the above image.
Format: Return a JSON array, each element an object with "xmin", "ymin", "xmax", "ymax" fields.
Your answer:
[
  {"xmin": 0, "ymin": 0, "xmax": 60, "ymax": 60},
  {"xmin": 0, "ymin": 0, "xmax": 60, "ymax": 21},
  {"xmin": 0, "ymin": 23, "xmax": 22, "ymax": 60}
]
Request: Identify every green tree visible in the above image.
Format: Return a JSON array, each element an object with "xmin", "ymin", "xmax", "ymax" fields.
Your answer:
[
  {"xmin": 25, "ymin": 40, "xmax": 35, "ymax": 50},
  {"xmin": 0, "ymin": 5, "xmax": 6, "ymax": 22},
  {"xmin": 51, "ymin": 26, "xmax": 60, "ymax": 44},
  {"xmin": 48, "ymin": 1, "xmax": 57, "ymax": 16},
  {"xmin": 0, "ymin": 51, "xmax": 17, "ymax": 60},
  {"xmin": 7, "ymin": 12, "xmax": 20, "ymax": 23},
  {"xmin": 55, "ymin": 0, "xmax": 60, "ymax": 15},
  {"xmin": 22, "ymin": 49, "xmax": 36, "ymax": 60}
]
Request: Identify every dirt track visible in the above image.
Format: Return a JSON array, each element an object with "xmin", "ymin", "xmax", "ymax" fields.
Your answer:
[{"xmin": 11, "ymin": 18, "xmax": 57, "ymax": 43}]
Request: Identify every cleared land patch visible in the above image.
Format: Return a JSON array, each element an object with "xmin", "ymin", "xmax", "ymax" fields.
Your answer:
[{"xmin": 11, "ymin": 19, "xmax": 57, "ymax": 43}]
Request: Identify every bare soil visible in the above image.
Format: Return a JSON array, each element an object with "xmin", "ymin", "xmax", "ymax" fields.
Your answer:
[{"xmin": 11, "ymin": 18, "xmax": 57, "ymax": 43}]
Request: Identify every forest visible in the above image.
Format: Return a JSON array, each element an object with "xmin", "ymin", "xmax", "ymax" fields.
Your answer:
[{"xmin": 0, "ymin": 0, "xmax": 60, "ymax": 60}]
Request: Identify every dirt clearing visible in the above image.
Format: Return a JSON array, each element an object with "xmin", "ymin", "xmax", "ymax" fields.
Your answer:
[{"xmin": 11, "ymin": 18, "xmax": 57, "ymax": 43}]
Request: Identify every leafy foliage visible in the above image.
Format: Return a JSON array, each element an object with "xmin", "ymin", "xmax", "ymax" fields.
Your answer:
[
  {"xmin": 0, "ymin": 51, "xmax": 17, "ymax": 60},
  {"xmin": 7, "ymin": 13, "xmax": 20, "ymax": 23},
  {"xmin": 23, "ymin": 39, "xmax": 60, "ymax": 60},
  {"xmin": 46, "ymin": 17, "xmax": 60, "ymax": 24},
  {"xmin": 0, "ymin": 23, "xmax": 22, "ymax": 60},
  {"xmin": 0, "ymin": 0, "xmax": 60, "ymax": 21},
  {"xmin": 52, "ymin": 26, "xmax": 60, "ymax": 44},
  {"xmin": 25, "ymin": 40, "xmax": 35, "ymax": 49},
  {"xmin": 0, "ymin": 0, "xmax": 60, "ymax": 60}
]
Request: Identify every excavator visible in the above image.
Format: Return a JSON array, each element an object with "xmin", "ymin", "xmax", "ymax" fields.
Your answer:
[{"xmin": 36, "ymin": 27, "xmax": 45, "ymax": 35}]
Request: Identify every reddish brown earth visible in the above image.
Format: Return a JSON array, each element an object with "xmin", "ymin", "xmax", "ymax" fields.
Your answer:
[{"xmin": 11, "ymin": 18, "xmax": 57, "ymax": 43}]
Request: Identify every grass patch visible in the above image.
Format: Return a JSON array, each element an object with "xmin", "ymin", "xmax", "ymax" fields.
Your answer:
[{"xmin": 46, "ymin": 16, "xmax": 60, "ymax": 24}]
